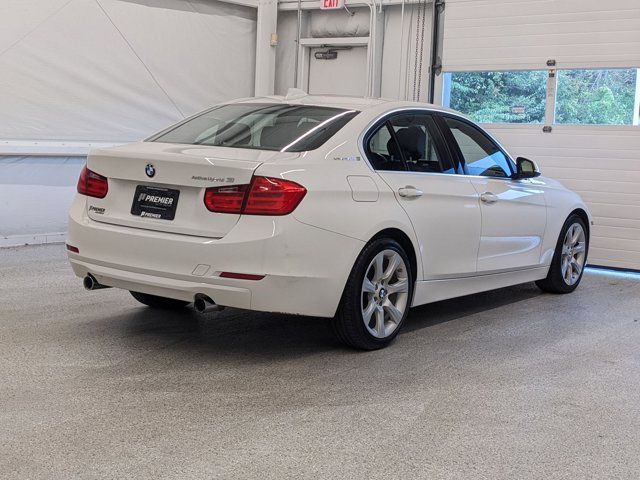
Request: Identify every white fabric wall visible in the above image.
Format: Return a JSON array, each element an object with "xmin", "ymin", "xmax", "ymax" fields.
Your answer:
[
  {"xmin": 0, "ymin": 0, "xmax": 257, "ymax": 143},
  {"xmin": 438, "ymin": 0, "xmax": 640, "ymax": 270},
  {"xmin": 0, "ymin": 0, "xmax": 257, "ymax": 246}
]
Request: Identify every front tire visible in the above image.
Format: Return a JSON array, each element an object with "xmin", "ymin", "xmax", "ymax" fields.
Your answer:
[
  {"xmin": 130, "ymin": 291, "xmax": 190, "ymax": 310},
  {"xmin": 536, "ymin": 214, "xmax": 589, "ymax": 294},
  {"xmin": 333, "ymin": 238, "xmax": 413, "ymax": 350}
]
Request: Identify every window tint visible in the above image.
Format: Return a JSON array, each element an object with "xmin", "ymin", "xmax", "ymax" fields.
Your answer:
[
  {"xmin": 555, "ymin": 68, "xmax": 638, "ymax": 125},
  {"xmin": 443, "ymin": 70, "xmax": 547, "ymax": 124},
  {"xmin": 367, "ymin": 124, "xmax": 405, "ymax": 171},
  {"xmin": 151, "ymin": 103, "xmax": 358, "ymax": 152},
  {"xmin": 388, "ymin": 114, "xmax": 453, "ymax": 173},
  {"xmin": 444, "ymin": 117, "xmax": 512, "ymax": 178}
]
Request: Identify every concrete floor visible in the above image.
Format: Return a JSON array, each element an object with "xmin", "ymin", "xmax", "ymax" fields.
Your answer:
[{"xmin": 1, "ymin": 244, "xmax": 639, "ymax": 479}]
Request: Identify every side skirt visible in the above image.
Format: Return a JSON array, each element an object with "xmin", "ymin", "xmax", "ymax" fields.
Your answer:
[{"xmin": 412, "ymin": 267, "xmax": 549, "ymax": 307}]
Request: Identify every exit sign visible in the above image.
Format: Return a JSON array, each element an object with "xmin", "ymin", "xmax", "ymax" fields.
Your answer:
[{"xmin": 321, "ymin": 0, "xmax": 343, "ymax": 9}]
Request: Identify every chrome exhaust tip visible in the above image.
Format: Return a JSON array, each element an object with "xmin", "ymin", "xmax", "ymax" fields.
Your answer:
[
  {"xmin": 83, "ymin": 274, "xmax": 110, "ymax": 291},
  {"xmin": 194, "ymin": 294, "xmax": 224, "ymax": 314}
]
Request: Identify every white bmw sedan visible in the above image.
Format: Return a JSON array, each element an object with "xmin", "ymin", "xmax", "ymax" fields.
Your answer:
[{"xmin": 68, "ymin": 94, "xmax": 591, "ymax": 349}]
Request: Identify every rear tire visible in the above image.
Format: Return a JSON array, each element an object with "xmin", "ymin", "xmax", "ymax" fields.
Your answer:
[
  {"xmin": 536, "ymin": 214, "xmax": 589, "ymax": 294},
  {"xmin": 332, "ymin": 238, "xmax": 413, "ymax": 350},
  {"xmin": 130, "ymin": 291, "xmax": 190, "ymax": 310}
]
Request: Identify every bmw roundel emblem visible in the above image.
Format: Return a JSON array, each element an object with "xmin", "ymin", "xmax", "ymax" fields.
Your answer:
[{"xmin": 145, "ymin": 164, "xmax": 156, "ymax": 178}]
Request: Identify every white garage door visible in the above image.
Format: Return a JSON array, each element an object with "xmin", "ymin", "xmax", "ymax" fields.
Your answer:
[{"xmin": 437, "ymin": 0, "xmax": 640, "ymax": 270}]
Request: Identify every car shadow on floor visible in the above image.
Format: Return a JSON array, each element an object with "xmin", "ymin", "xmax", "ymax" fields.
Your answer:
[{"xmin": 107, "ymin": 282, "xmax": 543, "ymax": 358}]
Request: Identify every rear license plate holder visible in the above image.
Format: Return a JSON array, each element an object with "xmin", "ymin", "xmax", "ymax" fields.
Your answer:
[{"xmin": 131, "ymin": 185, "xmax": 180, "ymax": 221}]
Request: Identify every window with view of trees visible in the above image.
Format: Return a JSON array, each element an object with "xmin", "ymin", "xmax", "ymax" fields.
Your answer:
[
  {"xmin": 443, "ymin": 68, "xmax": 640, "ymax": 126},
  {"xmin": 555, "ymin": 69, "xmax": 638, "ymax": 125},
  {"xmin": 443, "ymin": 71, "xmax": 547, "ymax": 124}
]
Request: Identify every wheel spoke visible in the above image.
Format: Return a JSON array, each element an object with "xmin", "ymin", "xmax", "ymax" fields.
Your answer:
[
  {"xmin": 571, "ymin": 225, "xmax": 581, "ymax": 244},
  {"xmin": 387, "ymin": 278, "xmax": 408, "ymax": 294},
  {"xmin": 573, "ymin": 242, "xmax": 586, "ymax": 254},
  {"xmin": 375, "ymin": 307, "xmax": 385, "ymax": 337},
  {"xmin": 373, "ymin": 253, "xmax": 384, "ymax": 282},
  {"xmin": 362, "ymin": 300, "xmax": 376, "ymax": 325},
  {"xmin": 561, "ymin": 256, "xmax": 569, "ymax": 278},
  {"xmin": 565, "ymin": 262, "xmax": 573, "ymax": 283},
  {"xmin": 382, "ymin": 253, "xmax": 400, "ymax": 281},
  {"xmin": 571, "ymin": 258, "xmax": 582, "ymax": 276},
  {"xmin": 383, "ymin": 302, "xmax": 403, "ymax": 324},
  {"xmin": 362, "ymin": 277, "xmax": 376, "ymax": 294}
]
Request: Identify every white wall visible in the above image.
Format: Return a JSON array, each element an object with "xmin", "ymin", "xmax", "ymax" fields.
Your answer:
[
  {"xmin": 0, "ymin": 0, "xmax": 257, "ymax": 246},
  {"xmin": 275, "ymin": 3, "xmax": 432, "ymax": 101},
  {"xmin": 0, "ymin": 0, "xmax": 257, "ymax": 144},
  {"xmin": 437, "ymin": 0, "xmax": 640, "ymax": 270}
]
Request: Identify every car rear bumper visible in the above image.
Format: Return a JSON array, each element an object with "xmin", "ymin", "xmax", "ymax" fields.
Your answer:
[{"xmin": 67, "ymin": 195, "xmax": 364, "ymax": 317}]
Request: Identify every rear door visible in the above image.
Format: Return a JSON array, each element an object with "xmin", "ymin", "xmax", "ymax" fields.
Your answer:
[
  {"xmin": 85, "ymin": 142, "xmax": 294, "ymax": 238},
  {"xmin": 367, "ymin": 111, "xmax": 481, "ymax": 279},
  {"xmin": 436, "ymin": 115, "xmax": 547, "ymax": 272}
]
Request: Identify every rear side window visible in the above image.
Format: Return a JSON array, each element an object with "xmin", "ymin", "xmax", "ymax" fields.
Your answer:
[
  {"xmin": 443, "ymin": 117, "xmax": 513, "ymax": 178},
  {"xmin": 150, "ymin": 103, "xmax": 359, "ymax": 152},
  {"xmin": 365, "ymin": 112, "xmax": 454, "ymax": 173}
]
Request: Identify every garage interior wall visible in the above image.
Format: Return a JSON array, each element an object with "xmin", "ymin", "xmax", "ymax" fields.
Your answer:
[
  {"xmin": 436, "ymin": 0, "xmax": 640, "ymax": 270},
  {"xmin": 0, "ymin": 0, "xmax": 257, "ymax": 246},
  {"xmin": 275, "ymin": 1, "xmax": 433, "ymax": 101}
]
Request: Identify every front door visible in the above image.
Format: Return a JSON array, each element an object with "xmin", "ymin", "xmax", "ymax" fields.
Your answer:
[
  {"xmin": 366, "ymin": 111, "xmax": 482, "ymax": 279},
  {"xmin": 438, "ymin": 115, "xmax": 547, "ymax": 272}
]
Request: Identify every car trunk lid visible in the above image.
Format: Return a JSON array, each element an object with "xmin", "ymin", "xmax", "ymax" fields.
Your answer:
[{"xmin": 84, "ymin": 142, "xmax": 296, "ymax": 238}]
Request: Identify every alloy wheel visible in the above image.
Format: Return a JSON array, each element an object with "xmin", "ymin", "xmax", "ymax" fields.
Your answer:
[
  {"xmin": 561, "ymin": 223, "xmax": 587, "ymax": 286},
  {"xmin": 361, "ymin": 249, "xmax": 409, "ymax": 338}
]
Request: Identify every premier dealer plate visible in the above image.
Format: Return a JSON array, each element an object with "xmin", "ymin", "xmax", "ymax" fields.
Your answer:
[{"xmin": 131, "ymin": 185, "xmax": 180, "ymax": 220}]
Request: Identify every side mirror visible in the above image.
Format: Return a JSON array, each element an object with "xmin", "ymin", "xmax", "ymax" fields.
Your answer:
[{"xmin": 514, "ymin": 157, "xmax": 541, "ymax": 179}]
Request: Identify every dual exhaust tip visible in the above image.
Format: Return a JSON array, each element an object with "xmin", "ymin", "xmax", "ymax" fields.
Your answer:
[
  {"xmin": 193, "ymin": 294, "xmax": 225, "ymax": 314},
  {"xmin": 83, "ymin": 274, "xmax": 224, "ymax": 314}
]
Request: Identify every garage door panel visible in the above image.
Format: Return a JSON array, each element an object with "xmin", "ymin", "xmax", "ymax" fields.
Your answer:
[
  {"xmin": 444, "ymin": 0, "xmax": 640, "ymax": 69},
  {"xmin": 443, "ymin": 1, "xmax": 640, "ymax": 270},
  {"xmin": 595, "ymin": 217, "xmax": 640, "ymax": 230},
  {"xmin": 546, "ymin": 179, "xmax": 640, "ymax": 196},
  {"xmin": 595, "ymin": 225, "xmax": 640, "ymax": 242},
  {"xmin": 447, "ymin": 31, "xmax": 640, "ymax": 52},
  {"xmin": 589, "ymin": 247, "xmax": 640, "ymax": 270},
  {"xmin": 588, "ymin": 203, "xmax": 640, "ymax": 222},
  {"xmin": 540, "ymin": 168, "xmax": 640, "ymax": 184},
  {"xmin": 448, "ymin": 18, "xmax": 639, "ymax": 39},
  {"xmin": 580, "ymin": 192, "xmax": 640, "ymax": 208}
]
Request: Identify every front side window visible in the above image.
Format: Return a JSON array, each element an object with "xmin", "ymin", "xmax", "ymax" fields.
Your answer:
[
  {"xmin": 151, "ymin": 103, "xmax": 358, "ymax": 152},
  {"xmin": 443, "ymin": 117, "xmax": 512, "ymax": 178}
]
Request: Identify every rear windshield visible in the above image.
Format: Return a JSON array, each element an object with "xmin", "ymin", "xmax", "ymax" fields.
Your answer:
[{"xmin": 150, "ymin": 103, "xmax": 359, "ymax": 152}]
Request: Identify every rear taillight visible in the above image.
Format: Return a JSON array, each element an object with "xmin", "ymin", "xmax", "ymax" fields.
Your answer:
[
  {"xmin": 204, "ymin": 184, "xmax": 248, "ymax": 214},
  {"xmin": 204, "ymin": 176, "xmax": 306, "ymax": 216},
  {"xmin": 77, "ymin": 165, "xmax": 108, "ymax": 198}
]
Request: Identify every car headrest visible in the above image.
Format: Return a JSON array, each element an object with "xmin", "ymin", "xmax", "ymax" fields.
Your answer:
[
  {"xmin": 216, "ymin": 122, "xmax": 252, "ymax": 146},
  {"xmin": 394, "ymin": 126, "xmax": 426, "ymax": 161}
]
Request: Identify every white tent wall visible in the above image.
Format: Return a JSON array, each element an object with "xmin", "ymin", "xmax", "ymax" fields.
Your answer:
[
  {"xmin": 435, "ymin": 0, "xmax": 640, "ymax": 270},
  {"xmin": 0, "ymin": 0, "xmax": 257, "ymax": 247},
  {"xmin": 0, "ymin": 0, "xmax": 257, "ymax": 144}
]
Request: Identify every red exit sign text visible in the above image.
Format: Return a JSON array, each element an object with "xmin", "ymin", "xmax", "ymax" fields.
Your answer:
[{"xmin": 321, "ymin": 0, "xmax": 344, "ymax": 9}]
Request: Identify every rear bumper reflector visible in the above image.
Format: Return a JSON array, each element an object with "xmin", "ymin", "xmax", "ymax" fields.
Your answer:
[
  {"xmin": 219, "ymin": 272, "xmax": 265, "ymax": 281},
  {"xmin": 66, "ymin": 244, "xmax": 80, "ymax": 253}
]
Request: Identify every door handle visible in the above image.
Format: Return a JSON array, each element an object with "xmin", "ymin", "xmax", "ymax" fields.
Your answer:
[
  {"xmin": 398, "ymin": 186, "xmax": 423, "ymax": 198},
  {"xmin": 480, "ymin": 192, "xmax": 498, "ymax": 204}
]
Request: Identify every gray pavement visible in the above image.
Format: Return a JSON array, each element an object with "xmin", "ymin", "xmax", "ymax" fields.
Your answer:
[{"xmin": 1, "ymin": 244, "xmax": 639, "ymax": 479}]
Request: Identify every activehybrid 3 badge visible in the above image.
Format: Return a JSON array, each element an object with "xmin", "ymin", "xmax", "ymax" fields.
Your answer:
[{"xmin": 145, "ymin": 164, "xmax": 156, "ymax": 178}]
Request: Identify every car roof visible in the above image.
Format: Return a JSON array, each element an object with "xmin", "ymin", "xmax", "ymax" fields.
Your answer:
[{"xmin": 226, "ymin": 89, "xmax": 466, "ymax": 117}]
